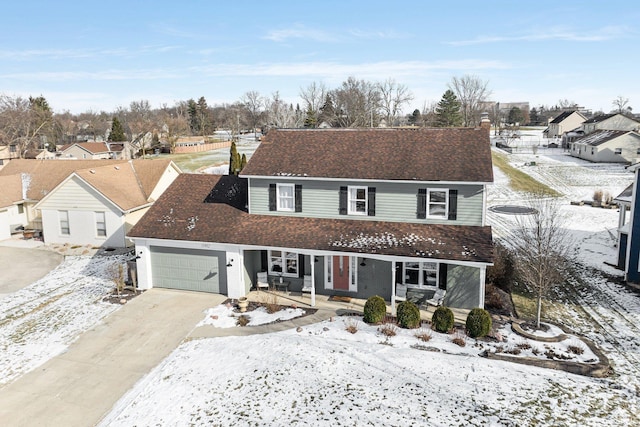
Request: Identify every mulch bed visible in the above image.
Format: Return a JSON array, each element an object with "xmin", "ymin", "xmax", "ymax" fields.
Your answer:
[
  {"xmin": 222, "ymin": 299, "xmax": 318, "ymax": 324},
  {"xmin": 328, "ymin": 295, "xmax": 352, "ymax": 303},
  {"xmin": 102, "ymin": 288, "xmax": 144, "ymax": 305}
]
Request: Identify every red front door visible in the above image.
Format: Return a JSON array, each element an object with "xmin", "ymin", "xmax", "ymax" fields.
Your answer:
[{"xmin": 332, "ymin": 256, "xmax": 350, "ymax": 290}]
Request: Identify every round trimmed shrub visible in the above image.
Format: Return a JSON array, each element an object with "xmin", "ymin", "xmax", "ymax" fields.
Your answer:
[
  {"xmin": 363, "ymin": 295, "xmax": 387, "ymax": 324},
  {"xmin": 396, "ymin": 301, "xmax": 421, "ymax": 329},
  {"xmin": 431, "ymin": 306, "xmax": 454, "ymax": 333},
  {"xmin": 465, "ymin": 308, "xmax": 492, "ymax": 338}
]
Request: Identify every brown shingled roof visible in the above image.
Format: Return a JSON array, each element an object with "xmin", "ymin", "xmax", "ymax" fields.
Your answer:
[
  {"xmin": 60, "ymin": 142, "xmax": 111, "ymax": 154},
  {"xmin": 0, "ymin": 175, "xmax": 23, "ymax": 208},
  {"xmin": 129, "ymin": 174, "xmax": 493, "ymax": 264},
  {"xmin": 241, "ymin": 128, "xmax": 494, "ymax": 183}
]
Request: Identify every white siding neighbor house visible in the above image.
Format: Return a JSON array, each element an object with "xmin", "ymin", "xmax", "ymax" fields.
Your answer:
[
  {"xmin": 570, "ymin": 130, "xmax": 640, "ymax": 163},
  {"xmin": 35, "ymin": 159, "xmax": 180, "ymax": 247}
]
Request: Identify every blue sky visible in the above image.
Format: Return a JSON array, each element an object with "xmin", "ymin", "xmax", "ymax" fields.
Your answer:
[{"xmin": 1, "ymin": 0, "xmax": 638, "ymax": 114}]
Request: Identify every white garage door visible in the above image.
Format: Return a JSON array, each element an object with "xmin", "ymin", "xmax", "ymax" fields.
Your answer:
[{"xmin": 151, "ymin": 246, "xmax": 227, "ymax": 294}]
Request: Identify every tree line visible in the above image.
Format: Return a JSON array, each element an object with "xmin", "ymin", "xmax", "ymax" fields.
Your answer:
[{"xmin": 0, "ymin": 74, "xmax": 631, "ymax": 158}]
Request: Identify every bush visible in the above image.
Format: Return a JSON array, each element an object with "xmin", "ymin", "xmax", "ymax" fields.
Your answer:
[
  {"xmin": 431, "ymin": 306, "xmax": 454, "ymax": 333},
  {"xmin": 486, "ymin": 243, "xmax": 515, "ymax": 293},
  {"xmin": 465, "ymin": 308, "xmax": 492, "ymax": 338},
  {"xmin": 396, "ymin": 301, "xmax": 421, "ymax": 329},
  {"xmin": 363, "ymin": 295, "xmax": 387, "ymax": 324}
]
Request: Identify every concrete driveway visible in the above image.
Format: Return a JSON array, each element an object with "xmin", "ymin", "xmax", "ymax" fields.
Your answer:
[
  {"xmin": 0, "ymin": 288, "xmax": 227, "ymax": 427},
  {"xmin": 0, "ymin": 246, "xmax": 63, "ymax": 297}
]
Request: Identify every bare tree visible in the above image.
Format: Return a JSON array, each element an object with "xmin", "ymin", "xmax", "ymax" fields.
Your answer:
[
  {"xmin": 331, "ymin": 76, "xmax": 381, "ymax": 128},
  {"xmin": 378, "ymin": 78, "xmax": 414, "ymax": 127},
  {"xmin": 612, "ymin": 96, "xmax": 632, "ymax": 116},
  {"xmin": 510, "ymin": 195, "xmax": 572, "ymax": 328},
  {"xmin": 557, "ymin": 99, "xmax": 578, "ymax": 110},
  {"xmin": 448, "ymin": 75, "xmax": 491, "ymax": 127},
  {"xmin": 0, "ymin": 95, "xmax": 52, "ymax": 157},
  {"xmin": 158, "ymin": 103, "xmax": 189, "ymax": 153},
  {"xmin": 299, "ymin": 82, "xmax": 327, "ymax": 128},
  {"xmin": 241, "ymin": 91, "xmax": 265, "ymax": 135},
  {"xmin": 126, "ymin": 100, "xmax": 157, "ymax": 157}
]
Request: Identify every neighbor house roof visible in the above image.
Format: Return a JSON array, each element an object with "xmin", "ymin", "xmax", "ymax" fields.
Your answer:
[
  {"xmin": 0, "ymin": 158, "xmax": 176, "ymax": 208},
  {"xmin": 59, "ymin": 142, "xmax": 113, "ymax": 154},
  {"xmin": 129, "ymin": 174, "xmax": 494, "ymax": 264},
  {"xmin": 572, "ymin": 130, "xmax": 637, "ymax": 146},
  {"xmin": 0, "ymin": 174, "xmax": 23, "ymax": 208},
  {"xmin": 614, "ymin": 184, "xmax": 633, "ymax": 204},
  {"xmin": 549, "ymin": 111, "xmax": 576, "ymax": 124},
  {"xmin": 582, "ymin": 113, "xmax": 638, "ymax": 124},
  {"xmin": 72, "ymin": 159, "xmax": 175, "ymax": 211},
  {"xmin": 240, "ymin": 128, "xmax": 493, "ymax": 183},
  {"xmin": 0, "ymin": 159, "xmax": 128, "ymax": 200}
]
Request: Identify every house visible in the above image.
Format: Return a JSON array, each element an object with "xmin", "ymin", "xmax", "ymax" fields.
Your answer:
[
  {"xmin": 0, "ymin": 159, "xmax": 180, "ymax": 247},
  {"xmin": 614, "ymin": 184, "xmax": 632, "ymax": 272},
  {"xmin": 580, "ymin": 113, "xmax": 639, "ymax": 135},
  {"xmin": 543, "ymin": 111, "xmax": 587, "ymax": 139},
  {"xmin": 128, "ymin": 127, "xmax": 494, "ymax": 310},
  {"xmin": 569, "ymin": 130, "xmax": 640, "ymax": 163},
  {"xmin": 0, "ymin": 174, "xmax": 27, "ymax": 240},
  {"xmin": 59, "ymin": 142, "xmax": 123, "ymax": 159}
]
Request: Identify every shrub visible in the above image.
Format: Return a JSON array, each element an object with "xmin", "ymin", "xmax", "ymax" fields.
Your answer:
[
  {"xmin": 486, "ymin": 243, "xmax": 515, "ymax": 293},
  {"xmin": 465, "ymin": 308, "xmax": 492, "ymax": 338},
  {"xmin": 236, "ymin": 315, "xmax": 250, "ymax": 327},
  {"xmin": 431, "ymin": 306, "xmax": 454, "ymax": 333},
  {"xmin": 345, "ymin": 318, "xmax": 359, "ymax": 334},
  {"xmin": 363, "ymin": 295, "xmax": 387, "ymax": 324},
  {"xmin": 378, "ymin": 323, "xmax": 398, "ymax": 337},
  {"xmin": 414, "ymin": 327, "xmax": 432, "ymax": 342},
  {"xmin": 396, "ymin": 301, "xmax": 421, "ymax": 329}
]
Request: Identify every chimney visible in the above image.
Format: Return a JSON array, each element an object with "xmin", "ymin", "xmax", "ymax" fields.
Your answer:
[{"xmin": 479, "ymin": 112, "xmax": 491, "ymax": 135}]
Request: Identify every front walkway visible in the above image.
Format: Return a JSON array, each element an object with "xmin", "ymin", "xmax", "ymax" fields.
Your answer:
[{"xmin": 0, "ymin": 288, "xmax": 227, "ymax": 427}]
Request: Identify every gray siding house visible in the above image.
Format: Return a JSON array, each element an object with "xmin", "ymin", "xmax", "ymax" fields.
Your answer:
[{"xmin": 129, "ymin": 128, "xmax": 494, "ymax": 310}]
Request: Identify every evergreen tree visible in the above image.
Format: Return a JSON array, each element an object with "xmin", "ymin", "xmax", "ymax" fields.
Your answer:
[
  {"xmin": 196, "ymin": 96, "xmax": 209, "ymax": 135},
  {"xmin": 435, "ymin": 90, "xmax": 463, "ymax": 127},
  {"xmin": 529, "ymin": 107, "xmax": 540, "ymax": 125},
  {"xmin": 508, "ymin": 107, "xmax": 524, "ymax": 125},
  {"xmin": 187, "ymin": 98, "xmax": 198, "ymax": 134},
  {"xmin": 108, "ymin": 117, "xmax": 127, "ymax": 142},
  {"xmin": 407, "ymin": 109, "xmax": 421, "ymax": 126},
  {"xmin": 240, "ymin": 153, "xmax": 247, "ymax": 170},
  {"xmin": 319, "ymin": 94, "xmax": 335, "ymax": 126},
  {"xmin": 229, "ymin": 140, "xmax": 243, "ymax": 175},
  {"xmin": 304, "ymin": 105, "xmax": 317, "ymax": 128}
]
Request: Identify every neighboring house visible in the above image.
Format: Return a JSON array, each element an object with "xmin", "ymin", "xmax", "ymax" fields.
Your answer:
[
  {"xmin": 0, "ymin": 144, "xmax": 18, "ymax": 166},
  {"xmin": 128, "ymin": 127, "xmax": 494, "ymax": 310},
  {"xmin": 59, "ymin": 142, "xmax": 123, "ymax": 159},
  {"xmin": 580, "ymin": 113, "xmax": 639, "ymax": 135},
  {"xmin": 543, "ymin": 111, "xmax": 587, "ymax": 139},
  {"xmin": 0, "ymin": 174, "xmax": 27, "ymax": 240},
  {"xmin": 0, "ymin": 159, "xmax": 180, "ymax": 247},
  {"xmin": 569, "ymin": 130, "xmax": 640, "ymax": 163},
  {"xmin": 614, "ymin": 184, "xmax": 632, "ymax": 272},
  {"xmin": 35, "ymin": 159, "xmax": 180, "ymax": 247}
]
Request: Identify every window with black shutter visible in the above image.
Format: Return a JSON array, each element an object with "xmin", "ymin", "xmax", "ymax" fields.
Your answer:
[
  {"xmin": 448, "ymin": 189, "xmax": 458, "ymax": 220},
  {"xmin": 417, "ymin": 189, "xmax": 427, "ymax": 219},
  {"xmin": 268, "ymin": 184, "xmax": 276, "ymax": 211},
  {"xmin": 339, "ymin": 186, "xmax": 348, "ymax": 215},
  {"xmin": 295, "ymin": 184, "xmax": 302, "ymax": 212},
  {"xmin": 367, "ymin": 187, "xmax": 376, "ymax": 216}
]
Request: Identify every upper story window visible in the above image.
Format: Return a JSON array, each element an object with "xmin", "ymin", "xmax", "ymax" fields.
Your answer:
[
  {"xmin": 269, "ymin": 183, "xmax": 302, "ymax": 212},
  {"xmin": 417, "ymin": 189, "xmax": 457, "ymax": 220},
  {"xmin": 348, "ymin": 186, "xmax": 367, "ymax": 215},
  {"xmin": 59, "ymin": 210, "xmax": 70, "ymax": 235},
  {"xmin": 268, "ymin": 250, "xmax": 299, "ymax": 277},
  {"xmin": 339, "ymin": 186, "xmax": 376, "ymax": 216},
  {"xmin": 277, "ymin": 183, "xmax": 294, "ymax": 211},
  {"xmin": 17, "ymin": 204, "xmax": 24, "ymax": 214}
]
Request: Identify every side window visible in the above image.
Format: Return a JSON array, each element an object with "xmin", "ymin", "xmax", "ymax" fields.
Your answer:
[
  {"xmin": 96, "ymin": 212, "xmax": 106, "ymax": 237},
  {"xmin": 59, "ymin": 211, "xmax": 70, "ymax": 235}
]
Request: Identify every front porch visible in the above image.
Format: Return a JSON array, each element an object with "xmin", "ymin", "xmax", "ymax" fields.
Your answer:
[{"xmin": 243, "ymin": 287, "xmax": 472, "ymax": 325}]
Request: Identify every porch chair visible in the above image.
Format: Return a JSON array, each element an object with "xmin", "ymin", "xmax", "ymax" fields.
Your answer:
[
  {"xmin": 301, "ymin": 275, "xmax": 313, "ymax": 298},
  {"xmin": 256, "ymin": 272, "xmax": 269, "ymax": 292},
  {"xmin": 425, "ymin": 288, "xmax": 446, "ymax": 307},
  {"xmin": 391, "ymin": 283, "xmax": 407, "ymax": 307}
]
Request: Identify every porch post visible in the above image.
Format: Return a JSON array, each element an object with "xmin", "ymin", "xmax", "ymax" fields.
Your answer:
[
  {"xmin": 391, "ymin": 260, "xmax": 396, "ymax": 313},
  {"xmin": 310, "ymin": 255, "xmax": 316, "ymax": 307}
]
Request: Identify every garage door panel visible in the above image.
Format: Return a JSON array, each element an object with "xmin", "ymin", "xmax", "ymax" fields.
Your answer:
[{"xmin": 150, "ymin": 247, "xmax": 227, "ymax": 294}]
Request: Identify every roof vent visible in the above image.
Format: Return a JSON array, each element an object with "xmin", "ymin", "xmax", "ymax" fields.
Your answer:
[
  {"xmin": 89, "ymin": 169, "xmax": 95, "ymax": 174},
  {"xmin": 114, "ymin": 166, "xmax": 120, "ymax": 170}
]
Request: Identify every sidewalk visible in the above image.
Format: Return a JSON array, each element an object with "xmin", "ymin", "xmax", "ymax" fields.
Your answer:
[{"xmin": 0, "ymin": 289, "xmax": 226, "ymax": 427}]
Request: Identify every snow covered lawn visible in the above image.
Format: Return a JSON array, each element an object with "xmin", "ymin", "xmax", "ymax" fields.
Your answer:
[
  {"xmin": 0, "ymin": 254, "xmax": 127, "ymax": 385},
  {"xmin": 103, "ymin": 313, "xmax": 633, "ymax": 426}
]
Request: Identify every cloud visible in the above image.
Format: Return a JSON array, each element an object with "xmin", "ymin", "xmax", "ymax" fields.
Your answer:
[
  {"xmin": 448, "ymin": 25, "xmax": 630, "ymax": 46},
  {"xmin": 263, "ymin": 25, "xmax": 339, "ymax": 42},
  {"xmin": 0, "ymin": 45, "xmax": 181, "ymax": 60},
  {"xmin": 348, "ymin": 29, "xmax": 410, "ymax": 40},
  {"xmin": 0, "ymin": 68, "xmax": 182, "ymax": 82}
]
